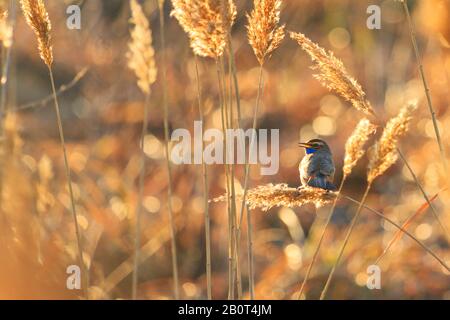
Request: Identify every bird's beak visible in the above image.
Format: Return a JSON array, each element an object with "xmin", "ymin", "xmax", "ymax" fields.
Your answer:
[{"xmin": 298, "ymin": 142, "xmax": 312, "ymax": 148}]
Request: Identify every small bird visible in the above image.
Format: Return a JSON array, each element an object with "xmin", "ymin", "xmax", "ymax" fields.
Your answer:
[{"xmin": 298, "ymin": 139, "xmax": 336, "ymax": 190}]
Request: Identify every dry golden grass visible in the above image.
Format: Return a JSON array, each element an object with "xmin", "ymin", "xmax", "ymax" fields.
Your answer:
[
  {"xmin": 290, "ymin": 31, "xmax": 375, "ymax": 116},
  {"xmin": 171, "ymin": 0, "xmax": 236, "ymax": 59},
  {"xmin": 343, "ymin": 119, "xmax": 377, "ymax": 178},
  {"xmin": 368, "ymin": 102, "xmax": 418, "ymax": 183},
  {"xmin": 20, "ymin": 0, "xmax": 53, "ymax": 67},
  {"xmin": 4, "ymin": 0, "xmax": 449, "ymax": 300},
  {"xmin": 127, "ymin": 0, "xmax": 157, "ymax": 95},
  {"xmin": 246, "ymin": 0, "xmax": 285, "ymax": 65},
  {"xmin": 213, "ymin": 184, "xmax": 337, "ymax": 211}
]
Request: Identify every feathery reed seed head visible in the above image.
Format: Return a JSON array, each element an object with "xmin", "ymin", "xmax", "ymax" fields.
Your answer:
[
  {"xmin": 290, "ymin": 32, "xmax": 375, "ymax": 116},
  {"xmin": 171, "ymin": 0, "xmax": 236, "ymax": 58},
  {"xmin": 212, "ymin": 184, "xmax": 336, "ymax": 211},
  {"xmin": 343, "ymin": 118, "xmax": 377, "ymax": 177},
  {"xmin": 367, "ymin": 102, "xmax": 418, "ymax": 183},
  {"xmin": 171, "ymin": 0, "xmax": 236, "ymax": 59},
  {"xmin": 127, "ymin": 0, "xmax": 157, "ymax": 95},
  {"xmin": 20, "ymin": 0, "xmax": 53, "ymax": 67},
  {"xmin": 246, "ymin": 0, "xmax": 285, "ymax": 65}
]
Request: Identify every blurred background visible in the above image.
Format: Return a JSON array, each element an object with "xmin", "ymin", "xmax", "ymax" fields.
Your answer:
[{"xmin": 0, "ymin": 0, "xmax": 449, "ymax": 299}]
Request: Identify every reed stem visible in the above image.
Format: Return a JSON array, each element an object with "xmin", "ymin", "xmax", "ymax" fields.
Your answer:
[
  {"xmin": 400, "ymin": 0, "xmax": 448, "ymax": 174},
  {"xmin": 296, "ymin": 178, "xmax": 346, "ymax": 299},
  {"xmin": 216, "ymin": 58, "xmax": 234, "ymax": 299},
  {"xmin": 397, "ymin": 149, "xmax": 449, "ymax": 241},
  {"xmin": 237, "ymin": 65, "xmax": 264, "ymax": 300},
  {"xmin": 194, "ymin": 56, "xmax": 211, "ymax": 299},
  {"xmin": 158, "ymin": 1, "xmax": 179, "ymax": 299},
  {"xmin": 246, "ymin": 204, "xmax": 255, "ymax": 299},
  {"xmin": 320, "ymin": 183, "xmax": 372, "ymax": 300},
  {"xmin": 344, "ymin": 195, "xmax": 450, "ymax": 272},
  {"xmin": 48, "ymin": 67, "xmax": 88, "ymax": 299},
  {"xmin": 132, "ymin": 93, "xmax": 150, "ymax": 300}
]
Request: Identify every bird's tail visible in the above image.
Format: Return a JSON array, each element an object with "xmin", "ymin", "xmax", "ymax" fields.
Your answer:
[{"xmin": 308, "ymin": 175, "xmax": 337, "ymax": 191}]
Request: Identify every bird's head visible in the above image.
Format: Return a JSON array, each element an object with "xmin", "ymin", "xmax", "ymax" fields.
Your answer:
[{"xmin": 298, "ymin": 139, "xmax": 330, "ymax": 155}]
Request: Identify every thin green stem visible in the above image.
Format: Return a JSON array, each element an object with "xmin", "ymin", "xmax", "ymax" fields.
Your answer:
[
  {"xmin": 297, "ymin": 177, "xmax": 346, "ymax": 299},
  {"xmin": 49, "ymin": 67, "xmax": 88, "ymax": 299},
  {"xmin": 132, "ymin": 93, "xmax": 150, "ymax": 300},
  {"xmin": 158, "ymin": 1, "xmax": 179, "ymax": 299},
  {"xmin": 320, "ymin": 184, "xmax": 372, "ymax": 300}
]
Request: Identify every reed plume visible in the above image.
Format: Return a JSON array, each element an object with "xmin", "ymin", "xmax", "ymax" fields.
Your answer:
[
  {"xmin": 127, "ymin": 0, "xmax": 158, "ymax": 300},
  {"xmin": 127, "ymin": 0, "xmax": 157, "ymax": 95},
  {"xmin": 297, "ymin": 118, "xmax": 376, "ymax": 299},
  {"xmin": 20, "ymin": 0, "xmax": 52, "ymax": 67},
  {"xmin": 246, "ymin": 0, "xmax": 285, "ymax": 66},
  {"xmin": 212, "ymin": 184, "xmax": 337, "ymax": 212},
  {"xmin": 290, "ymin": 32, "xmax": 374, "ymax": 116},
  {"xmin": 343, "ymin": 119, "xmax": 377, "ymax": 177},
  {"xmin": 367, "ymin": 102, "xmax": 417, "ymax": 183},
  {"xmin": 320, "ymin": 102, "xmax": 417, "ymax": 300},
  {"xmin": 171, "ymin": 0, "xmax": 236, "ymax": 59}
]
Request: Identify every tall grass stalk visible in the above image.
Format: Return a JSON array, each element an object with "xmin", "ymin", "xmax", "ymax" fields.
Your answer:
[
  {"xmin": 397, "ymin": 149, "xmax": 449, "ymax": 241},
  {"xmin": 238, "ymin": 65, "xmax": 263, "ymax": 296},
  {"xmin": 158, "ymin": 0, "xmax": 179, "ymax": 299},
  {"xmin": 225, "ymin": 44, "xmax": 240, "ymax": 300},
  {"xmin": 296, "ymin": 179, "xmax": 345, "ymax": 299},
  {"xmin": 221, "ymin": 54, "xmax": 238, "ymax": 300},
  {"xmin": 399, "ymin": 0, "xmax": 448, "ymax": 174},
  {"xmin": 20, "ymin": 0, "xmax": 88, "ymax": 299},
  {"xmin": 215, "ymin": 57, "xmax": 235, "ymax": 299},
  {"xmin": 194, "ymin": 56, "xmax": 211, "ymax": 299},
  {"xmin": 127, "ymin": 0, "xmax": 158, "ymax": 299},
  {"xmin": 49, "ymin": 67, "xmax": 88, "ymax": 299},
  {"xmin": 243, "ymin": 0, "xmax": 285, "ymax": 298},
  {"xmin": 171, "ymin": 0, "xmax": 237, "ymax": 299},
  {"xmin": 320, "ymin": 184, "xmax": 371, "ymax": 300},
  {"xmin": 344, "ymin": 194, "xmax": 450, "ymax": 272},
  {"xmin": 246, "ymin": 204, "xmax": 255, "ymax": 299},
  {"xmin": 222, "ymin": 2, "xmax": 244, "ymax": 298},
  {"xmin": 397, "ymin": 0, "xmax": 450, "ymax": 239},
  {"xmin": 132, "ymin": 93, "xmax": 150, "ymax": 300}
]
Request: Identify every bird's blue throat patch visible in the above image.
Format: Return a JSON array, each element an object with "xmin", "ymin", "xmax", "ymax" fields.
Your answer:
[{"xmin": 306, "ymin": 148, "xmax": 317, "ymax": 154}]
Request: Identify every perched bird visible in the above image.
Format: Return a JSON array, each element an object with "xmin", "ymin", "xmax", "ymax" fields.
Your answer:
[{"xmin": 298, "ymin": 139, "xmax": 336, "ymax": 190}]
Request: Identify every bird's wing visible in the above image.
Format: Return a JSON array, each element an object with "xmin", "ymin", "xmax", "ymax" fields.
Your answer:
[{"xmin": 318, "ymin": 157, "xmax": 335, "ymax": 178}]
